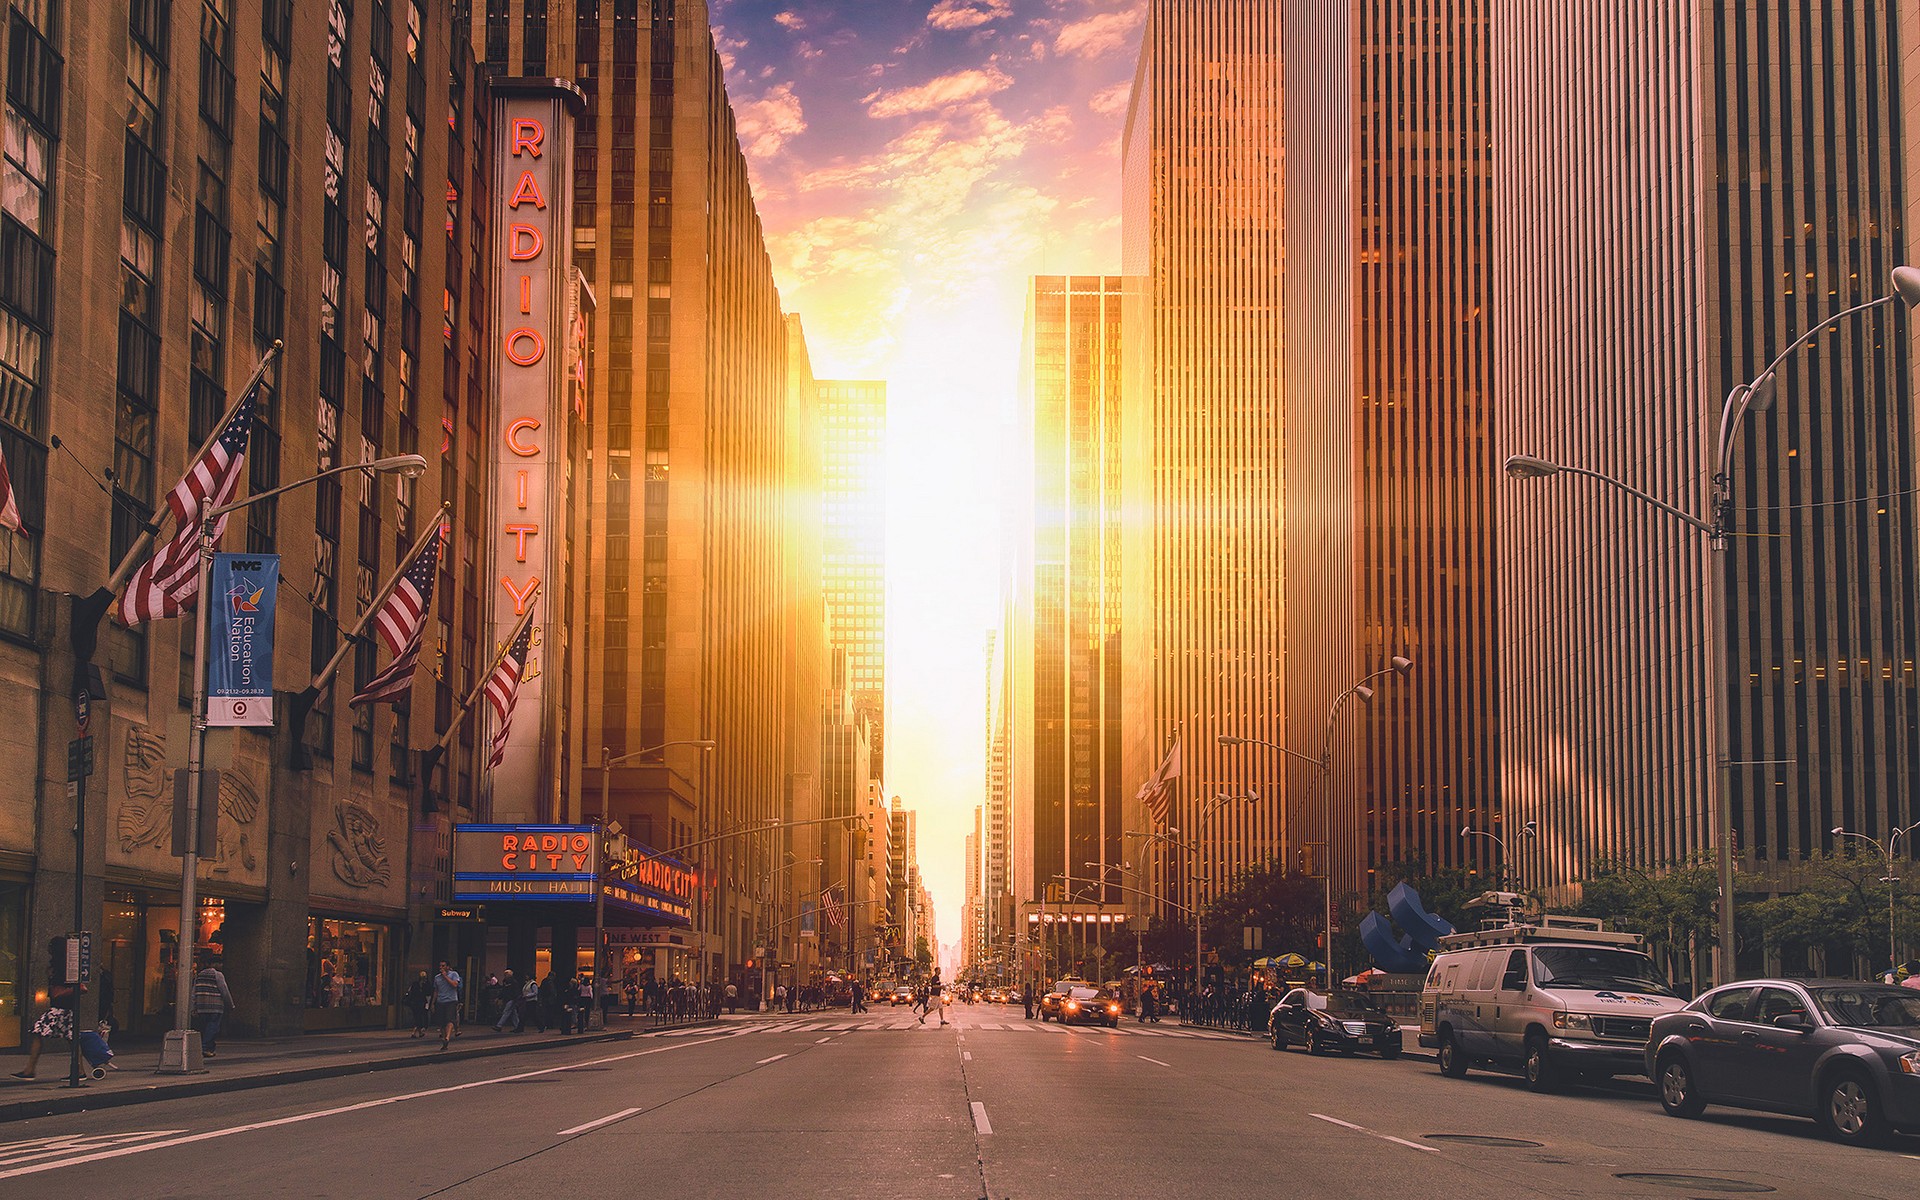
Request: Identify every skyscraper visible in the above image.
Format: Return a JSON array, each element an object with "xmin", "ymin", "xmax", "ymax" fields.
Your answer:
[
  {"xmin": 1121, "ymin": 1, "xmax": 1287, "ymax": 922},
  {"xmin": 472, "ymin": 0, "xmax": 804, "ymax": 982},
  {"xmin": 1272, "ymin": 2, "xmax": 1499, "ymax": 912},
  {"xmin": 1010, "ymin": 276, "xmax": 1128, "ymax": 937},
  {"xmin": 1493, "ymin": 2, "xmax": 1920, "ymax": 979},
  {"xmin": 819, "ymin": 379, "xmax": 888, "ymax": 782}
]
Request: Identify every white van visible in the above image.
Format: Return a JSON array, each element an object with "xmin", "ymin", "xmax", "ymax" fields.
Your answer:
[{"xmin": 1418, "ymin": 914, "xmax": 1686, "ymax": 1091}]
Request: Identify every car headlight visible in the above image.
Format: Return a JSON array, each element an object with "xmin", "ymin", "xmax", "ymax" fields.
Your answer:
[
  {"xmin": 1552, "ymin": 1012, "xmax": 1592, "ymax": 1031},
  {"xmin": 1900, "ymin": 1051, "xmax": 1920, "ymax": 1076},
  {"xmin": 1343, "ymin": 1022, "xmax": 1368, "ymax": 1035},
  {"xmin": 1065, "ymin": 1001, "xmax": 1078, "ymax": 1011},
  {"xmin": 1109, "ymin": 1004, "xmax": 1121, "ymax": 1014}
]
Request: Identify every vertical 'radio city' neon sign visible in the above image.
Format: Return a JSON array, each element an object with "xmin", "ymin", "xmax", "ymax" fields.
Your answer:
[{"xmin": 488, "ymin": 83, "xmax": 578, "ymax": 813}]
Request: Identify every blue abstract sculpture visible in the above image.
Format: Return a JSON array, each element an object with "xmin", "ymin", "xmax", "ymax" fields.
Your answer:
[{"xmin": 1358, "ymin": 882, "xmax": 1456, "ymax": 974}]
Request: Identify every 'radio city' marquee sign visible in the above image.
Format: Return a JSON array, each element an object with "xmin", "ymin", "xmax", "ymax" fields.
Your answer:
[
  {"xmin": 488, "ymin": 80, "xmax": 583, "ymax": 812},
  {"xmin": 452, "ymin": 824, "xmax": 599, "ymax": 901}
]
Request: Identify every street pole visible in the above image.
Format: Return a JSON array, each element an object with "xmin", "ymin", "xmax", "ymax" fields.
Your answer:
[{"xmin": 1834, "ymin": 823, "xmax": 1918, "ymax": 977}]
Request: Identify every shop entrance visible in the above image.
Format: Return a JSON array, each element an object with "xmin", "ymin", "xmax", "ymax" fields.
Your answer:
[{"xmin": 101, "ymin": 889, "xmax": 225, "ymax": 1038}]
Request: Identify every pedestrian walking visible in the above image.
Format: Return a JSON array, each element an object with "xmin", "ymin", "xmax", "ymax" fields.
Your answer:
[
  {"xmin": 11, "ymin": 938, "xmax": 82, "ymax": 1079},
  {"xmin": 576, "ymin": 973, "xmax": 595, "ymax": 1031},
  {"xmin": 850, "ymin": 978, "xmax": 866, "ymax": 1014},
  {"xmin": 724, "ymin": 980, "xmax": 738, "ymax": 1014},
  {"xmin": 407, "ymin": 970, "xmax": 433, "ymax": 1037},
  {"xmin": 191, "ymin": 953, "xmax": 235, "ymax": 1057},
  {"xmin": 919, "ymin": 973, "xmax": 947, "ymax": 1026},
  {"xmin": 433, "ymin": 960, "xmax": 463, "ymax": 1050},
  {"xmin": 624, "ymin": 973, "xmax": 640, "ymax": 1018},
  {"xmin": 493, "ymin": 970, "xmax": 521, "ymax": 1032}
]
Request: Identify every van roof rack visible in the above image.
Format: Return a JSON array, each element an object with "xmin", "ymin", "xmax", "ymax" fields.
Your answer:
[{"xmin": 1437, "ymin": 914, "xmax": 1645, "ymax": 951}]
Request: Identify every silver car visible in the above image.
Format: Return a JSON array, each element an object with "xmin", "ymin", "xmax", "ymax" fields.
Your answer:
[{"xmin": 1647, "ymin": 979, "xmax": 1920, "ymax": 1147}]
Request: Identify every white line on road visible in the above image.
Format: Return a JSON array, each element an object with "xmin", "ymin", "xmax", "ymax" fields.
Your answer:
[
  {"xmin": 970, "ymin": 1101, "xmax": 993, "ymax": 1135},
  {"xmin": 962, "ymin": 1051, "xmax": 973, "ymax": 1061},
  {"xmin": 1136, "ymin": 1055, "xmax": 1171, "ymax": 1068},
  {"xmin": 815, "ymin": 1037, "xmax": 832, "ymax": 1044},
  {"xmin": 555, "ymin": 1107, "xmax": 641, "ymax": 1137},
  {"xmin": 0, "ymin": 1033, "xmax": 740, "ymax": 1182},
  {"xmin": 756, "ymin": 1054, "xmax": 788, "ymax": 1065},
  {"xmin": 1310, "ymin": 1113, "xmax": 1438, "ymax": 1155}
]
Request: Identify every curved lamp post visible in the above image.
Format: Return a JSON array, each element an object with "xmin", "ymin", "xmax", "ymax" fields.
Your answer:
[
  {"xmin": 1505, "ymin": 265, "xmax": 1920, "ymax": 987},
  {"xmin": 1218, "ymin": 655, "xmax": 1413, "ymax": 982},
  {"xmin": 1462, "ymin": 820, "xmax": 1537, "ymax": 888}
]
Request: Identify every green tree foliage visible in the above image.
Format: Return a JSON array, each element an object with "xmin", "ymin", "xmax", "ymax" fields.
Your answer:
[
  {"xmin": 1746, "ymin": 850, "xmax": 1920, "ymax": 976},
  {"xmin": 1199, "ymin": 859, "xmax": 1325, "ymax": 969},
  {"xmin": 913, "ymin": 935, "xmax": 933, "ymax": 975},
  {"xmin": 1566, "ymin": 855, "xmax": 1718, "ymax": 990}
]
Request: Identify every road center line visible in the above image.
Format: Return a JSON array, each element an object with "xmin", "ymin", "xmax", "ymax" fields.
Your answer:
[
  {"xmin": 970, "ymin": 1101, "xmax": 993, "ymax": 1135},
  {"xmin": 1136, "ymin": 1055, "xmax": 1171, "ymax": 1068},
  {"xmin": 756, "ymin": 1054, "xmax": 788, "ymax": 1065},
  {"xmin": 815, "ymin": 1037, "xmax": 832, "ymax": 1044},
  {"xmin": 0, "ymin": 1033, "xmax": 739, "ymax": 1181},
  {"xmin": 555, "ymin": 1107, "xmax": 641, "ymax": 1137},
  {"xmin": 1310, "ymin": 1113, "xmax": 1439, "ymax": 1155},
  {"xmin": 962, "ymin": 1051, "xmax": 973, "ymax": 1061}
]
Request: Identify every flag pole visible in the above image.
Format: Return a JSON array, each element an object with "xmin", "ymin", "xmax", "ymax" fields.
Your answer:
[
  {"xmin": 303, "ymin": 502, "xmax": 449, "ymax": 696},
  {"xmin": 73, "ymin": 340, "xmax": 284, "ymax": 665},
  {"xmin": 415, "ymin": 585, "xmax": 543, "ymax": 804},
  {"xmin": 434, "ymin": 587, "xmax": 541, "ymax": 756}
]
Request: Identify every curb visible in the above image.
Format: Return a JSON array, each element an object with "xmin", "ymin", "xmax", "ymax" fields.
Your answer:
[{"xmin": 0, "ymin": 1022, "xmax": 712, "ymax": 1125}]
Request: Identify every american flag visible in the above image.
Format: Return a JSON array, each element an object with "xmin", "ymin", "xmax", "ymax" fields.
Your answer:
[
  {"xmin": 349, "ymin": 522, "xmax": 447, "ymax": 708},
  {"xmin": 821, "ymin": 886, "xmax": 846, "ymax": 933},
  {"xmin": 1134, "ymin": 729, "xmax": 1183, "ymax": 828},
  {"xmin": 117, "ymin": 386, "xmax": 258, "ymax": 626},
  {"xmin": 485, "ymin": 611, "xmax": 537, "ymax": 769},
  {"xmin": 0, "ymin": 438, "xmax": 26, "ymax": 536}
]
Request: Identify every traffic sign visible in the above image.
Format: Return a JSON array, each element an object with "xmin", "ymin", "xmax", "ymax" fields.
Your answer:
[{"xmin": 65, "ymin": 736, "xmax": 94, "ymax": 782}]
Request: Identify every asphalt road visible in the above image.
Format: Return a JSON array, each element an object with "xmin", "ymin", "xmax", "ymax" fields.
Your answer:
[{"xmin": 2, "ymin": 1008, "xmax": 1914, "ymax": 1198}]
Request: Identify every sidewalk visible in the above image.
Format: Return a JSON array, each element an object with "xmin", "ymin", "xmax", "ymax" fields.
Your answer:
[{"xmin": 0, "ymin": 1011, "xmax": 714, "ymax": 1125}]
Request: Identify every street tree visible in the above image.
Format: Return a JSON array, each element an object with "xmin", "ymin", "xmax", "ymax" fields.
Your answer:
[
  {"xmin": 1200, "ymin": 860, "xmax": 1323, "ymax": 971},
  {"xmin": 1746, "ymin": 850, "xmax": 1920, "ymax": 978}
]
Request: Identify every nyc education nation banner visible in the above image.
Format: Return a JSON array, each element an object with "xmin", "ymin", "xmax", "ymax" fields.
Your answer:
[{"xmin": 207, "ymin": 553, "xmax": 279, "ymax": 727}]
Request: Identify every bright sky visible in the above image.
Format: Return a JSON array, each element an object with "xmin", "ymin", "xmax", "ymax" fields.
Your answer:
[{"xmin": 710, "ymin": 0, "xmax": 1145, "ymax": 950}]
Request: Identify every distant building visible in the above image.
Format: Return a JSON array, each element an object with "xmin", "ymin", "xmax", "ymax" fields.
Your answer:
[
  {"xmin": 1010, "ymin": 276, "xmax": 1132, "ymax": 959},
  {"xmin": 819, "ymin": 379, "xmax": 888, "ymax": 782}
]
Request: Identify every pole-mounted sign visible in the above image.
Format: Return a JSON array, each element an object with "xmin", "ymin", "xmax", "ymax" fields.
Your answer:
[{"xmin": 206, "ymin": 553, "xmax": 279, "ymax": 726}]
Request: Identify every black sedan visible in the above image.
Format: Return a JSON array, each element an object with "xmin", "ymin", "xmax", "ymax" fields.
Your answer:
[
  {"xmin": 1647, "ymin": 979, "xmax": 1920, "ymax": 1146},
  {"xmin": 1269, "ymin": 988, "xmax": 1402, "ymax": 1058},
  {"xmin": 1058, "ymin": 986, "xmax": 1123, "ymax": 1027}
]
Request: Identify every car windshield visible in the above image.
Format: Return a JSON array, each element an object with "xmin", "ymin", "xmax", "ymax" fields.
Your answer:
[
  {"xmin": 1068, "ymin": 987, "xmax": 1101, "ymax": 1001},
  {"xmin": 1325, "ymin": 994, "xmax": 1384, "ymax": 1017},
  {"xmin": 1812, "ymin": 987, "xmax": 1920, "ymax": 1028},
  {"xmin": 1530, "ymin": 947, "xmax": 1675, "ymax": 996}
]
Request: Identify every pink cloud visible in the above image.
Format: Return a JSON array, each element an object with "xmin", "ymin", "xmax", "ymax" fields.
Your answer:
[
  {"xmin": 864, "ymin": 67, "xmax": 1013, "ymax": 119},
  {"xmin": 774, "ymin": 10, "xmax": 804, "ymax": 30},
  {"xmin": 1054, "ymin": 8, "xmax": 1143, "ymax": 58},
  {"xmin": 736, "ymin": 82, "xmax": 807, "ymax": 159},
  {"xmin": 927, "ymin": 0, "xmax": 1011, "ymax": 31},
  {"xmin": 1088, "ymin": 81, "xmax": 1129, "ymax": 117}
]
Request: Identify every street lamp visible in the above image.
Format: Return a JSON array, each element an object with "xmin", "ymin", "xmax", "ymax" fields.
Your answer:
[
  {"xmin": 1831, "ymin": 822, "xmax": 1920, "ymax": 979},
  {"xmin": 162, "ymin": 452, "xmax": 427, "ymax": 1073},
  {"xmin": 1462, "ymin": 821, "xmax": 1537, "ymax": 887},
  {"xmin": 757, "ymin": 854, "xmax": 821, "ymax": 1010},
  {"xmin": 593, "ymin": 739, "xmax": 715, "ymax": 1025},
  {"xmin": 1217, "ymin": 654, "xmax": 1413, "ymax": 984},
  {"xmin": 1505, "ymin": 263, "xmax": 1920, "ymax": 987}
]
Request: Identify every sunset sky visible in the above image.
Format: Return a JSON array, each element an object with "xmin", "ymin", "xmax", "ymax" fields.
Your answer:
[{"xmin": 709, "ymin": 0, "xmax": 1146, "ymax": 951}]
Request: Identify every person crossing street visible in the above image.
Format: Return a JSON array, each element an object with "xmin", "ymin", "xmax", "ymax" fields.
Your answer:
[{"xmin": 918, "ymin": 972, "xmax": 947, "ymax": 1026}]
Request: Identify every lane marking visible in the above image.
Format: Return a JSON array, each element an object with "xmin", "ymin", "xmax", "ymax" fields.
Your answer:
[
  {"xmin": 556, "ymin": 1107, "xmax": 641, "ymax": 1137},
  {"xmin": 815, "ymin": 1037, "xmax": 832, "ymax": 1044},
  {"xmin": 0, "ymin": 1132, "xmax": 187, "ymax": 1168},
  {"xmin": 756, "ymin": 1054, "xmax": 788, "ymax": 1065},
  {"xmin": 1137, "ymin": 1055, "xmax": 1171, "ymax": 1068},
  {"xmin": 962, "ymin": 1051, "xmax": 973, "ymax": 1061},
  {"xmin": 0, "ymin": 1033, "xmax": 739, "ymax": 1181},
  {"xmin": 1310, "ymin": 1113, "xmax": 1438, "ymax": 1154},
  {"xmin": 970, "ymin": 1101, "xmax": 993, "ymax": 1135}
]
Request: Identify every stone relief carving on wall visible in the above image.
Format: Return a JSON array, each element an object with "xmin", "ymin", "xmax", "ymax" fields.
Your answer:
[
  {"xmin": 326, "ymin": 799, "xmax": 391, "ymax": 888},
  {"xmin": 118, "ymin": 724, "xmax": 261, "ymax": 872}
]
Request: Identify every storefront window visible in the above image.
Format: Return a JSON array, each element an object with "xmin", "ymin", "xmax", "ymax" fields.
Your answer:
[
  {"xmin": 0, "ymin": 881, "xmax": 23, "ymax": 1049},
  {"xmin": 307, "ymin": 918, "xmax": 388, "ymax": 1009}
]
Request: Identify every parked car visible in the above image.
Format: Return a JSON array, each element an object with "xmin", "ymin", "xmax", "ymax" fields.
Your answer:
[
  {"xmin": 1058, "ymin": 986, "xmax": 1123, "ymax": 1027},
  {"xmin": 1269, "ymin": 988, "xmax": 1402, "ymax": 1058},
  {"xmin": 1421, "ymin": 914, "xmax": 1684, "ymax": 1090},
  {"xmin": 1647, "ymin": 979, "xmax": 1920, "ymax": 1146}
]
